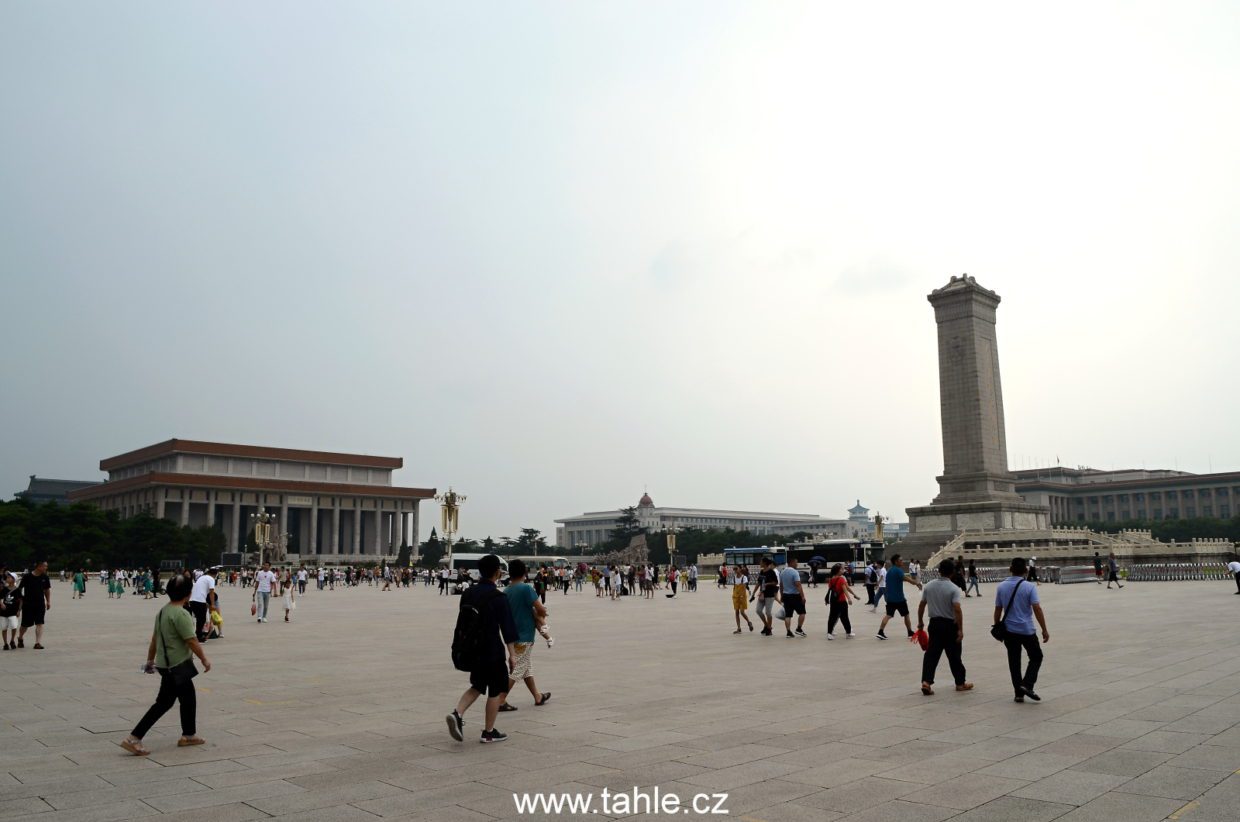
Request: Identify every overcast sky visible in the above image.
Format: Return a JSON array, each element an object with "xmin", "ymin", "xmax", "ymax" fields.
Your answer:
[{"xmin": 2, "ymin": 2, "xmax": 1238, "ymax": 544}]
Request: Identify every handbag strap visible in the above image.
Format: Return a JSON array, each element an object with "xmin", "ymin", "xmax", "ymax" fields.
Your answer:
[
  {"xmin": 999, "ymin": 579, "xmax": 1023, "ymax": 625},
  {"xmin": 155, "ymin": 607, "xmax": 168, "ymax": 667}
]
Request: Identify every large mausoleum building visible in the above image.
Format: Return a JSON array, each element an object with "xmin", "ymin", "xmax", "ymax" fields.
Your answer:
[{"xmin": 68, "ymin": 439, "xmax": 434, "ymax": 561}]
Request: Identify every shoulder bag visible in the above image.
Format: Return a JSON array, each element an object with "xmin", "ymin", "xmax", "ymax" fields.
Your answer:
[{"xmin": 990, "ymin": 579, "xmax": 1024, "ymax": 642}]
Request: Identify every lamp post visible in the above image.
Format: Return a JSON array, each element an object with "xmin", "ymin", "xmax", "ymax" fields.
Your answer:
[
  {"xmin": 435, "ymin": 488, "xmax": 466, "ymax": 566},
  {"xmin": 250, "ymin": 507, "xmax": 277, "ymax": 566}
]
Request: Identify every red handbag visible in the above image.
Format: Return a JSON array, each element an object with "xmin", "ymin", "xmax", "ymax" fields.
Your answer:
[
  {"xmin": 911, "ymin": 629, "xmax": 929, "ymax": 651},
  {"xmin": 251, "ymin": 602, "xmax": 257, "ymax": 616}
]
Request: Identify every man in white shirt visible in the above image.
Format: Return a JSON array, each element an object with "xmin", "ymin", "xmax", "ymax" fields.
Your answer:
[
  {"xmin": 189, "ymin": 567, "xmax": 217, "ymax": 641},
  {"xmin": 871, "ymin": 562, "xmax": 888, "ymax": 612},
  {"xmin": 252, "ymin": 562, "xmax": 277, "ymax": 622},
  {"xmin": 317, "ymin": 567, "xmax": 325, "ymax": 591},
  {"xmin": 689, "ymin": 564, "xmax": 698, "ymax": 592},
  {"xmin": 1228, "ymin": 557, "xmax": 1240, "ymax": 595},
  {"xmin": 297, "ymin": 567, "xmax": 308, "ymax": 594}
]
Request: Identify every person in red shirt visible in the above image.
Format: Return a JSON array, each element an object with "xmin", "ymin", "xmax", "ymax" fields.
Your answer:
[{"xmin": 825, "ymin": 563, "xmax": 860, "ymax": 639}]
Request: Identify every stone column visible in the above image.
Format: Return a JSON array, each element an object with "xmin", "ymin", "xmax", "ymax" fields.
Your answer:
[
  {"xmin": 180, "ymin": 492, "xmax": 190, "ymax": 526},
  {"xmin": 393, "ymin": 507, "xmax": 404, "ymax": 551},
  {"xmin": 309, "ymin": 501, "xmax": 319, "ymax": 555},
  {"xmin": 353, "ymin": 505, "xmax": 362, "ymax": 555},
  {"xmin": 331, "ymin": 503, "xmax": 340, "ymax": 555},
  {"xmin": 411, "ymin": 502, "xmax": 420, "ymax": 562},
  {"xmin": 207, "ymin": 493, "xmax": 216, "ymax": 532},
  {"xmin": 156, "ymin": 490, "xmax": 166, "ymax": 521},
  {"xmin": 373, "ymin": 508, "xmax": 382, "ymax": 554},
  {"xmin": 280, "ymin": 500, "xmax": 289, "ymax": 554},
  {"xmin": 231, "ymin": 499, "xmax": 240, "ymax": 551}
]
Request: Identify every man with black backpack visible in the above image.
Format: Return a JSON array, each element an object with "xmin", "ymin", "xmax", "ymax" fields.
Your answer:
[{"xmin": 447, "ymin": 554, "xmax": 518, "ymax": 743}]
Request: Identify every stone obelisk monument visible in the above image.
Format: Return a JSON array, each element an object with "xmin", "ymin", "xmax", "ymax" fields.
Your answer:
[{"xmin": 902, "ymin": 275, "xmax": 1050, "ymax": 559}]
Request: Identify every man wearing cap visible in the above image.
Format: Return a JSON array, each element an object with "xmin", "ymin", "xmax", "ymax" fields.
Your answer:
[{"xmin": 189, "ymin": 567, "xmax": 218, "ymax": 642}]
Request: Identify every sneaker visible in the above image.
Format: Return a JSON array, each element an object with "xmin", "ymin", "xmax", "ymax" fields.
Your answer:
[
  {"xmin": 826, "ymin": 633, "xmax": 834, "ymax": 640},
  {"xmin": 1014, "ymin": 694, "xmax": 1025, "ymax": 703},
  {"xmin": 795, "ymin": 628, "xmax": 807, "ymax": 637},
  {"xmin": 876, "ymin": 632, "xmax": 888, "ymax": 640},
  {"xmin": 786, "ymin": 631, "xmax": 795, "ymax": 638},
  {"xmin": 446, "ymin": 710, "xmax": 464, "ymax": 741},
  {"xmin": 846, "ymin": 633, "xmax": 857, "ymax": 638},
  {"xmin": 480, "ymin": 728, "xmax": 508, "ymax": 743}
]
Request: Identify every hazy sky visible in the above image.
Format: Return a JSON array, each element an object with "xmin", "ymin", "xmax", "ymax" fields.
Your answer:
[{"xmin": 3, "ymin": 2, "xmax": 1238, "ymax": 544}]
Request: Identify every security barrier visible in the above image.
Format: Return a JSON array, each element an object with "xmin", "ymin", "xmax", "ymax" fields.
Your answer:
[{"xmin": 1124, "ymin": 562, "xmax": 1230, "ymax": 582}]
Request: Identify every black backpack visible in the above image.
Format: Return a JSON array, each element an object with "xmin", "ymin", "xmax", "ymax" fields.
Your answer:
[{"xmin": 450, "ymin": 588, "xmax": 503, "ymax": 672}]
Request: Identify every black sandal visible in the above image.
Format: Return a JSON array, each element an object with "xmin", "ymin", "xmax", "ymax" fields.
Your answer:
[
  {"xmin": 534, "ymin": 693, "xmax": 551, "ymax": 706},
  {"xmin": 498, "ymin": 703, "xmax": 518, "ymax": 712}
]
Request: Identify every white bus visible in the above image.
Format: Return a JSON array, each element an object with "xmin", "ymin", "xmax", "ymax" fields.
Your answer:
[
  {"xmin": 512, "ymin": 555, "xmax": 569, "ymax": 569},
  {"xmin": 442, "ymin": 553, "xmax": 510, "ymax": 582}
]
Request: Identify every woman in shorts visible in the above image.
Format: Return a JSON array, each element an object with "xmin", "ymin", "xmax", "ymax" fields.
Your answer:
[{"xmin": 731, "ymin": 564, "xmax": 754, "ymax": 634}]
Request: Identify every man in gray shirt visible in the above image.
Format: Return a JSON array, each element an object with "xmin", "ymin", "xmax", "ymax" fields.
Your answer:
[{"xmin": 917, "ymin": 559, "xmax": 972, "ymax": 696}]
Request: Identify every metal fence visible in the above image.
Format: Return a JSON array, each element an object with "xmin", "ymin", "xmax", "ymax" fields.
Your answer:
[{"xmin": 1124, "ymin": 562, "xmax": 1230, "ymax": 582}]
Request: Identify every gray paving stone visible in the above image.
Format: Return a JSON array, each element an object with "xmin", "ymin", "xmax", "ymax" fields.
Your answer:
[
  {"xmin": 796, "ymin": 777, "xmax": 920, "ymax": 813},
  {"xmin": 832, "ymin": 799, "xmax": 958, "ymax": 822},
  {"xmin": 1050, "ymin": 791, "xmax": 1182, "ymax": 822},
  {"xmin": 1164, "ymin": 743, "xmax": 1240, "ymax": 772},
  {"xmin": 976, "ymin": 752, "xmax": 1083, "ymax": 780},
  {"xmin": 948, "ymin": 796, "xmax": 1075, "ymax": 822},
  {"xmin": 1071, "ymin": 748, "xmax": 1174, "ymax": 777},
  {"xmin": 1009, "ymin": 769, "xmax": 1129, "ymax": 806},
  {"xmin": 1115, "ymin": 764, "xmax": 1230, "ymax": 801},
  {"xmin": 914, "ymin": 774, "xmax": 1031, "ymax": 810}
]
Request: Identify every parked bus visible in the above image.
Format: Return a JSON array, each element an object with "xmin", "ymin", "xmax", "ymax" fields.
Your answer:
[
  {"xmin": 786, "ymin": 539, "xmax": 884, "ymax": 582},
  {"xmin": 441, "ymin": 552, "xmax": 510, "ymax": 583},
  {"xmin": 512, "ymin": 555, "xmax": 569, "ymax": 570},
  {"xmin": 722, "ymin": 546, "xmax": 787, "ymax": 581}
]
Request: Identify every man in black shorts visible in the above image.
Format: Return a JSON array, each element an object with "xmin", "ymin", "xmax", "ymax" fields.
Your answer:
[
  {"xmin": 17, "ymin": 561, "xmax": 51, "ymax": 649},
  {"xmin": 779, "ymin": 556, "xmax": 807, "ymax": 638},
  {"xmin": 447, "ymin": 554, "xmax": 517, "ymax": 743}
]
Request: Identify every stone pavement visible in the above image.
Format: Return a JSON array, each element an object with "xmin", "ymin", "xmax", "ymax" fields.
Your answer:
[{"xmin": 2, "ymin": 577, "xmax": 1238, "ymax": 821}]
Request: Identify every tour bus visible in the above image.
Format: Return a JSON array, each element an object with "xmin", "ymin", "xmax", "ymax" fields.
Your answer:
[
  {"xmin": 513, "ymin": 555, "xmax": 569, "ymax": 570},
  {"xmin": 786, "ymin": 539, "xmax": 885, "ymax": 582},
  {"xmin": 442, "ymin": 553, "xmax": 510, "ymax": 583},
  {"xmin": 722, "ymin": 546, "xmax": 787, "ymax": 581}
]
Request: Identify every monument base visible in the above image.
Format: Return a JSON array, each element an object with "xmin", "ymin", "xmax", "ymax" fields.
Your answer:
[{"xmin": 893, "ymin": 501, "xmax": 1053, "ymax": 563}]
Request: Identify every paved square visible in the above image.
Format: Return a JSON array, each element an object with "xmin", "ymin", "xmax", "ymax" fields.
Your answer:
[{"xmin": 2, "ymin": 577, "xmax": 1238, "ymax": 820}]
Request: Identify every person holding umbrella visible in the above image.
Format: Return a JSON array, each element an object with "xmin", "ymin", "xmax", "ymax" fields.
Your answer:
[{"xmin": 808, "ymin": 556, "xmax": 826, "ymax": 588}]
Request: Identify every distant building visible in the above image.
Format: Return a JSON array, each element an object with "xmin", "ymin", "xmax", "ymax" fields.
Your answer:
[
  {"xmin": 1015, "ymin": 466, "xmax": 1240, "ymax": 524},
  {"xmin": 555, "ymin": 493, "xmax": 909, "ymax": 549},
  {"xmin": 555, "ymin": 493, "xmax": 822, "ymax": 550},
  {"xmin": 68, "ymin": 439, "xmax": 435, "ymax": 560},
  {"xmin": 14, "ymin": 475, "xmax": 100, "ymax": 505}
]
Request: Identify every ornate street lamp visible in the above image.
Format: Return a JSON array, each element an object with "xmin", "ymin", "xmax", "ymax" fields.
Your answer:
[
  {"xmin": 435, "ymin": 488, "xmax": 466, "ymax": 565},
  {"xmin": 250, "ymin": 507, "xmax": 277, "ymax": 566}
]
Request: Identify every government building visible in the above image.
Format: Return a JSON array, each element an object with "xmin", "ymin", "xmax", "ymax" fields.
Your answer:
[
  {"xmin": 68, "ymin": 439, "xmax": 434, "ymax": 561},
  {"xmin": 554, "ymin": 493, "xmax": 904, "ymax": 549},
  {"xmin": 1015, "ymin": 466, "xmax": 1240, "ymax": 524}
]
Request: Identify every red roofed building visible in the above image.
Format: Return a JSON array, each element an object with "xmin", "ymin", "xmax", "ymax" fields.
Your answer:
[{"xmin": 69, "ymin": 439, "xmax": 435, "ymax": 561}]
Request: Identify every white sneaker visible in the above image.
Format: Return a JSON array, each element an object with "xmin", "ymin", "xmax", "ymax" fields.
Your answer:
[
  {"xmin": 847, "ymin": 633, "xmax": 857, "ymax": 638},
  {"xmin": 826, "ymin": 633, "xmax": 834, "ymax": 640}
]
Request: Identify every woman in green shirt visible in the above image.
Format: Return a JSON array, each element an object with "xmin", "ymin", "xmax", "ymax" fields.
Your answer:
[{"xmin": 120, "ymin": 574, "xmax": 211, "ymax": 755}]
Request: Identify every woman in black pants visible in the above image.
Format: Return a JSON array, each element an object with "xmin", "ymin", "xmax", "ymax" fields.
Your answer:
[
  {"xmin": 825, "ymin": 564, "xmax": 860, "ymax": 639},
  {"xmin": 120, "ymin": 574, "xmax": 211, "ymax": 755}
]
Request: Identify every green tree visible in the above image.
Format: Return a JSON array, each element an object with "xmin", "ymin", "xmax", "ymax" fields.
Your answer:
[{"xmin": 418, "ymin": 532, "xmax": 444, "ymax": 568}]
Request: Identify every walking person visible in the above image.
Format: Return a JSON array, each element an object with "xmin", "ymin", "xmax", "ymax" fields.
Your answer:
[
  {"xmin": 252, "ymin": 561, "xmax": 276, "ymax": 623},
  {"xmin": 780, "ymin": 556, "xmax": 807, "ymax": 638},
  {"xmin": 2, "ymin": 573, "xmax": 21, "ymax": 650},
  {"xmin": 966, "ymin": 559, "xmax": 981, "ymax": 597},
  {"xmin": 188, "ymin": 567, "xmax": 217, "ymax": 642},
  {"xmin": 497, "ymin": 561, "xmax": 551, "ymax": 713},
  {"xmin": 1229, "ymin": 556, "xmax": 1240, "ymax": 594},
  {"xmin": 72, "ymin": 569, "xmax": 86, "ymax": 600},
  {"xmin": 995, "ymin": 557, "xmax": 1050, "ymax": 703},
  {"xmin": 918, "ymin": 559, "xmax": 973, "ymax": 695},
  {"xmin": 863, "ymin": 561, "xmax": 878, "ymax": 607},
  {"xmin": 282, "ymin": 572, "xmax": 297, "ymax": 622},
  {"xmin": 1093, "ymin": 551, "xmax": 1104, "ymax": 585},
  {"xmin": 668, "ymin": 564, "xmax": 679, "ymax": 597},
  {"xmin": 870, "ymin": 561, "xmax": 888, "ymax": 612},
  {"xmin": 446, "ymin": 554, "xmax": 518, "ymax": 744},
  {"xmin": 876, "ymin": 554, "xmax": 922, "ymax": 641},
  {"xmin": 825, "ymin": 563, "xmax": 859, "ymax": 639},
  {"xmin": 751, "ymin": 556, "xmax": 779, "ymax": 636},
  {"xmin": 730, "ymin": 564, "xmax": 754, "ymax": 633},
  {"xmin": 1106, "ymin": 553, "xmax": 1124, "ymax": 589},
  {"xmin": 120, "ymin": 574, "xmax": 210, "ymax": 755},
  {"xmin": 16, "ymin": 561, "xmax": 51, "ymax": 649}
]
